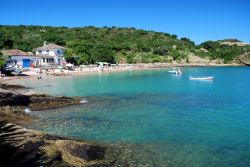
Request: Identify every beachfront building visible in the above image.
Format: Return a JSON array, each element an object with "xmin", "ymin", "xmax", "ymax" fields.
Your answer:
[
  {"xmin": 0, "ymin": 49, "xmax": 38, "ymax": 68},
  {"xmin": 34, "ymin": 42, "xmax": 65, "ymax": 66}
]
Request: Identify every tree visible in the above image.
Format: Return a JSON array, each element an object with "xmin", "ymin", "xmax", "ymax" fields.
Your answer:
[
  {"xmin": 180, "ymin": 37, "xmax": 195, "ymax": 46},
  {"xmin": 92, "ymin": 46, "xmax": 115, "ymax": 63},
  {"xmin": 171, "ymin": 34, "xmax": 177, "ymax": 39},
  {"xmin": 64, "ymin": 48, "xmax": 77, "ymax": 64},
  {"xmin": 126, "ymin": 53, "xmax": 136, "ymax": 64},
  {"xmin": 4, "ymin": 39, "xmax": 14, "ymax": 49},
  {"xmin": 199, "ymin": 41, "xmax": 218, "ymax": 50},
  {"xmin": 77, "ymin": 54, "xmax": 90, "ymax": 64},
  {"xmin": 0, "ymin": 52, "xmax": 6, "ymax": 68},
  {"xmin": 169, "ymin": 49, "xmax": 181, "ymax": 61},
  {"xmin": 154, "ymin": 46, "xmax": 169, "ymax": 56}
]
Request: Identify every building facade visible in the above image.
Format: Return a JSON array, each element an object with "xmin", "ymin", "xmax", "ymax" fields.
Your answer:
[
  {"xmin": 0, "ymin": 49, "xmax": 38, "ymax": 68},
  {"xmin": 35, "ymin": 43, "xmax": 65, "ymax": 66}
]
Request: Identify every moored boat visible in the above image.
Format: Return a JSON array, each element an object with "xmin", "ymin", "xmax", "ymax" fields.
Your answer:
[
  {"xmin": 168, "ymin": 68, "xmax": 182, "ymax": 75},
  {"xmin": 168, "ymin": 70, "xmax": 177, "ymax": 74},
  {"xmin": 189, "ymin": 76, "xmax": 214, "ymax": 80}
]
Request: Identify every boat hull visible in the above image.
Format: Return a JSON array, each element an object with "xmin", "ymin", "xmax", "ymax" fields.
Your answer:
[
  {"xmin": 168, "ymin": 70, "xmax": 177, "ymax": 74},
  {"xmin": 189, "ymin": 77, "xmax": 214, "ymax": 80}
]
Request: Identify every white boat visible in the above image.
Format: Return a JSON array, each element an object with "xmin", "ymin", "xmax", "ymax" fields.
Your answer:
[
  {"xmin": 168, "ymin": 70, "xmax": 177, "ymax": 74},
  {"xmin": 168, "ymin": 68, "xmax": 182, "ymax": 75},
  {"xmin": 189, "ymin": 76, "xmax": 214, "ymax": 80}
]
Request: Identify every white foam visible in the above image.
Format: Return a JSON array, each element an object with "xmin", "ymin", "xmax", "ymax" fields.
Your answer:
[
  {"xmin": 24, "ymin": 108, "xmax": 32, "ymax": 114},
  {"xmin": 80, "ymin": 98, "xmax": 88, "ymax": 104}
]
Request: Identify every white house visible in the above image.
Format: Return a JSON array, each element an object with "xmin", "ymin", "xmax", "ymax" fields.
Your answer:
[
  {"xmin": 35, "ymin": 42, "xmax": 65, "ymax": 66},
  {"xmin": 0, "ymin": 49, "xmax": 38, "ymax": 68}
]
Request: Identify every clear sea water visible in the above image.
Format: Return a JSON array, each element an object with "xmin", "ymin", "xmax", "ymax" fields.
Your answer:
[{"xmin": 13, "ymin": 67, "xmax": 250, "ymax": 166}]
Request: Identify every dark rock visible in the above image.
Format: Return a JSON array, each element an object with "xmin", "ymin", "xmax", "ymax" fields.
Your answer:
[
  {"xmin": 0, "ymin": 92, "xmax": 30, "ymax": 106},
  {"xmin": 0, "ymin": 85, "xmax": 81, "ymax": 110},
  {"xmin": 0, "ymin": 121, "xmax": 117, "ymax": 167},
  {"xmin": 64, "ymin": 144, "xmax": 106, "ymax": 160},
  {"xmin": 0, "ymin": 83, "xmax": 26, "ymax": 90}
]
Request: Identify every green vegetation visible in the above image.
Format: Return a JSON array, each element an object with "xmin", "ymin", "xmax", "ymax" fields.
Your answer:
[
  {"xmin": 0, "ymin": 25, "xmax": 250, "ymax": 65},
  {"xmin": 197, "ymin": 41, "xmax": 250, "ymax": 63},
  {"xmin": 218, "ymin": 39, "xmax": 242, "ymax": 42},
  {"xmin": 0, "ymin": 52, "xmax": 5, "ymax": 68}
]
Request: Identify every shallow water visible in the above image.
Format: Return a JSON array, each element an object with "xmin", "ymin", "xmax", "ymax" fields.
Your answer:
[{"xmin": 14, "ymin": 67, "xmax": 250, "ymax": 166}]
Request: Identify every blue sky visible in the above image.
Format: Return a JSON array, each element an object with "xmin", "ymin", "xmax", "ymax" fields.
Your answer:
[{"xmin": 1, "ymin": 0, "xmax": 249, "ymax": 44}]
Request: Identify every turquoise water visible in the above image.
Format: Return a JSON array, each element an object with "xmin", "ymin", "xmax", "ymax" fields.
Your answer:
[{"xmin": 14, "ymin": 67, "xmax": 250, "ymax": 166}]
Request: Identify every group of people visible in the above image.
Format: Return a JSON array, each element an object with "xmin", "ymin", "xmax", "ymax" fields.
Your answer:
[{"xmin": 37, "ymin": 67, "xmax": 65, "ymax": 79}]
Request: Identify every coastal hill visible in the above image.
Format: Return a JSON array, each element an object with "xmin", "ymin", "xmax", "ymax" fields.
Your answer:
[
  {"xmin": 0, "ymin": 25, "xmax": 250, "ymax": 65},
  {"xmin": 218, "ymin": 39, "xmax": 249, "ymax": 47}
]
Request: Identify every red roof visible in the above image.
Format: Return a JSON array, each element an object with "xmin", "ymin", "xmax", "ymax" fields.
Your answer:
[
  {"xmin": 0, "ymin": 49, "xmax": 33, "ymax": 56},
  {"xmin": 35, "ymin": 44, "xmax": 65, "ymax": 50}
]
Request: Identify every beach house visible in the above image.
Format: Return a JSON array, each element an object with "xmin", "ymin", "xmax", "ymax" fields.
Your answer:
[
  {"xmin": 35, "ymin": 42, "xmax": 65, "ymax": 66},
  {"xmin": 0, "ymin": 49, "xmax": 38, "ymax": 68}
]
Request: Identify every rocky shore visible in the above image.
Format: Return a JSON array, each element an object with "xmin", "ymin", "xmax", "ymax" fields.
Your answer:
[
  {"xmin": 0, "ymin": 83, "xmax": 119, "ymax": 167},
  {"xmin": 0, "ymin": 120, "xmax": 118, "ymax": 167},
  {"xmin": 0, "ymin": 83, "xmax": 81, "ymax": 123}
]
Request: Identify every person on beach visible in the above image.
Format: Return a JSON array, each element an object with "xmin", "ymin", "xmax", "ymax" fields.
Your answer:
[
  {"xmin": 99, "ymin": 63, "xmax": 103, "ymax": 71},
  {"xmin": 45, "ymin": 68, "xmax": 49, "ymax": 75},
  {"xmin": 38, "ymin": 68, "xmax": 43, "ymax": 79}
]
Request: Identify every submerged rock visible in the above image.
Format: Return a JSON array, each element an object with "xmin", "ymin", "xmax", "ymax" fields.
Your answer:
[{"xmin": 0, "ymin": 83, "xmax": 26, "ymax": 90}]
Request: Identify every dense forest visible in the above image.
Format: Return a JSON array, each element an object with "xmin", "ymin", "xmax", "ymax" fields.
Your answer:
[{"xmin": 0, "ymin": 25, "xmax": 250, "ymax": 65}]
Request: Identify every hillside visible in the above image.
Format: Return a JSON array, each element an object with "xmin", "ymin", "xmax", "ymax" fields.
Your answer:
[{"xmin": 1, "ymin": 25, "xmax": 250, "ymax": 65}]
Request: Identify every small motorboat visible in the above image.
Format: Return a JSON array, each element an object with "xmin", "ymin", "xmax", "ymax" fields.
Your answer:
[
  {"xmin": 189, "ymin": 76, "xmax": 214, "ymax": 80},
  {"xmin": 168, "ymin": 70, "xmax": 177, "ymax": 74},
  {"xmin": 168, "ymin": 68, "xmax": 182, "ymax": 75}
]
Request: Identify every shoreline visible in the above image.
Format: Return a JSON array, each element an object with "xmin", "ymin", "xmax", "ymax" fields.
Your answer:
[
  {"xmin": 0, "ymin": 63, "xmax": 244, "ymax": 83},
  {"xmin": 0, "ymin": 83, "xmax": 82, "ymax": 124}
]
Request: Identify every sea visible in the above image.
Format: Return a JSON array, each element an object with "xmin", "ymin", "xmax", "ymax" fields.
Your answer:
[{"xmin": 12, "ymin": 67, "xmax": 250, "ymax": 167}]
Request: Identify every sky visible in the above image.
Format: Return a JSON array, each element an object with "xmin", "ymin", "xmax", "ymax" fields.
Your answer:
[{"xmin": 1, "ymin": 0, "xmax": 249, "ymax": 44}]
